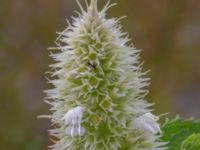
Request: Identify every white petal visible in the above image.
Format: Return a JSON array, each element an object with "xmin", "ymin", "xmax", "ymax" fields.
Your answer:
[
  {"xmin": 64, "ymin": 106, "xmax": 85, "ymax": 125},
  {"xmin": 66, "ymin": 126, "xmax": 85, "ymax": 137},
  {"xmin": 133, "ymin": 113, "xmax": 161, "ymax": 134}
]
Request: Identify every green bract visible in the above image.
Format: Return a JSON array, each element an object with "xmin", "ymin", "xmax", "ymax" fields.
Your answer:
[{"xmin": 45, "ymin": 0, "xmax": 165, "ymax": 149}]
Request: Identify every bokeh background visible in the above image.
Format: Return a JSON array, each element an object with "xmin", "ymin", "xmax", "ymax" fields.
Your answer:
[{"xmin": 0, "ymin": 0, "xmax": 199, "ymax": 149}]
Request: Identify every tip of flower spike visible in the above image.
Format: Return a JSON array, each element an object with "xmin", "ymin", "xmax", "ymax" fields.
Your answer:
[
  {"xmin": 88, "ymin": 0, "xmax": 98, "ymax": 17},
  {"xmin": 90, "ymin": 0, "xmax": 97, "ymax": 8}
]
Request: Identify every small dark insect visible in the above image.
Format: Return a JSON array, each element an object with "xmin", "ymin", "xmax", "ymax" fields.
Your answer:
[{"xmin": 87, "ymin": 61, "xmax": 96, "ymax": 69}]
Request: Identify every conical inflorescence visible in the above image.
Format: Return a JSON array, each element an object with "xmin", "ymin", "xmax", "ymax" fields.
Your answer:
[{"xmin": 45, "ymin": 0, "xmax": 166, "ymax": 149}]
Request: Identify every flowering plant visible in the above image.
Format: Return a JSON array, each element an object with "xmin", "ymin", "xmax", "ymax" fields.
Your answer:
[{"xmin": 44, "ymin": 0, "xmax": 168, "ymax": 149}]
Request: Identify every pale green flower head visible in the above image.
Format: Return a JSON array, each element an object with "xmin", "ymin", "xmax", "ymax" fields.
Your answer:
[{"xmin": 45, "ymin": 0, "xmax": 166, "ymax": 149}]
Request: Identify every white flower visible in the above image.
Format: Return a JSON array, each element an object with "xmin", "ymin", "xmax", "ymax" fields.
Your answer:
[
  {"xmin": 63, "ymin": 106, "xmax": 85, "ymax": 137},
  {"xmin": 133, "ymin": 113, "xmax": 161, "ymax": 134},
  {"xmin": 65, "ymin": 125, "xmax": 85, "ymax": 137}
]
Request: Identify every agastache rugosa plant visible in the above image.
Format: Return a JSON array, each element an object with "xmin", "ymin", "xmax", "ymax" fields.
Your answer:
[{"xmin": 45, "ymin": 0, "xmax": 166, "ymax": 149}]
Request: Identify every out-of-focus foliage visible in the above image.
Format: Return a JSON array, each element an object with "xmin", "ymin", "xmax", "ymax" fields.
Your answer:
[
  {"xmin": 161, "ymin": 117, "xmax": 200, "ymax": 150},
  {"xmin": 181, "ymin": 133, "xmax": 200, "ymax": 150},
  {"xmin": 0, "ymin": 0, "xmax": 200, "ymax": 149}
]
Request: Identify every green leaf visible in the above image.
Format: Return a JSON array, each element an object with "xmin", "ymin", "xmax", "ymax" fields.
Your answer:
[
  {"xmin": 181, "ymin": 133, "xmax": 200, "ymax": 150},
  {"xmin": 161, "ymin": 116, "xmax": 200, "ymax": 150}
]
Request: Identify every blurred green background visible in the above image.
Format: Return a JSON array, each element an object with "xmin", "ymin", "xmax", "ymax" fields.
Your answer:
[{"xmin": 0, "ymin": 0, "xmax": 199, "ymax": 149}]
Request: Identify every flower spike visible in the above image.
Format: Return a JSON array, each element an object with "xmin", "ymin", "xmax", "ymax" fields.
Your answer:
[{"xmin": 45, "ymin": 0, "xmax": 166, "ymax": 149}]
